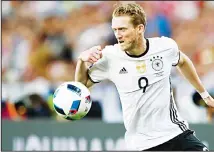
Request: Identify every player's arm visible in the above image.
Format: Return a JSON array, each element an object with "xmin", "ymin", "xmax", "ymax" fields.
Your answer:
[
  {"xmin": 75, "ymin": 46, "xmax": 102, "ymax": 88},
  {"xmin": 75, "ymin": 59, "xmax": 94, "ymax": 88},
  {"xmin": 177, "ymin": 51, "xmax": 214, "ymax": 107}
]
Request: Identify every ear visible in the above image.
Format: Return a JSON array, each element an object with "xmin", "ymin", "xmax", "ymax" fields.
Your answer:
[{"xmin": 137, "ymin": 24, "xmax": 145, "ymax": 33}]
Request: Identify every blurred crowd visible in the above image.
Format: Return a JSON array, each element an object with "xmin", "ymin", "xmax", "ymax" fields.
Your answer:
[{"xmin": 2, "ymin": 1, "xmax": 214, "ymax": 123}]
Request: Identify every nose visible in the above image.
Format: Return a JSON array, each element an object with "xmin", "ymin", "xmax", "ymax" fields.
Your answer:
[{"xmin": 115, "ymin": 31, "xmax": 122, "ymax": 40}]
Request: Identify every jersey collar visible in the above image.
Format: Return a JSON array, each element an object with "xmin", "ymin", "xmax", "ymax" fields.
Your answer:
[{"xmin": 125, "ymin": 38, "xmax": 149, "ymax": 58}]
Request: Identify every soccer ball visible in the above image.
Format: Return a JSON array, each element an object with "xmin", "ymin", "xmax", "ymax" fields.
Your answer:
[{"xmin": 53, "ymin": 81, "xmax": 92, "ymax": 120}]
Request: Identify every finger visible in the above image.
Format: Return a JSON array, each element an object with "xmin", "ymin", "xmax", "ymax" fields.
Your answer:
[
  {"xmin": 88, "ymin": 59, "xmax": 94, "ymax": 63},
  {"xmin": 97, "ymin": 51, "xmax": 103, "ymax": 58},
  {"xmin": 95, "ymin": 45, "xmax": 101, "ymax": 51},
  {"xmin": 92, "ymin": 52, "xmax": 101, "ymax": 59},
  {"xmin": 96, "ymin": 50, "xmax": 102, "ymax": 54},
  {"xmin": 90, "ymin": 56, "xmax": 98, "ymax": 62},
  {"xmin": 95, "ymin": 50, "xmax": 102, "ymax": 58},
  {"xmin": 91, "ymin": 45, "xmax": 101, "ymax": 51}
]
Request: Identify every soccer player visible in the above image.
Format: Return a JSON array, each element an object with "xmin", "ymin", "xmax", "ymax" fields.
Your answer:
[{"xmin": 75, "ymin": 3, "xmax": 214, "ymax": 151}]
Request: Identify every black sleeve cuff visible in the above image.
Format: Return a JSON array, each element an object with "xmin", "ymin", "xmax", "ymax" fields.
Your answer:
[
  {"xmin": 87, "ymin": 69, "xmax": 100, "ymax": 83},
  {"xmin": 172, "ymin": 51, "xmax": 180, "ymax": 66}
]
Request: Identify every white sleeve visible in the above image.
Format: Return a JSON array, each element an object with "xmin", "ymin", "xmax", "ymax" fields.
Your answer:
[
  {"xmin": 167, "ymin": 38, "xmax": 180, "ymax": 66},
  {"xmin": 87, "ymin": 49, "xmax": 109, "ymax": 83}
]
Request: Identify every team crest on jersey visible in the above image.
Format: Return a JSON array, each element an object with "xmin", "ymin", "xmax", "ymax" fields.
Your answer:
[
  {"xmin": 136, "ymin": 61, "xmax": 146, "ymax": 73},
  {"xmin": 150, "ymin": 56, "xmax": 163, "ymax": 71}
]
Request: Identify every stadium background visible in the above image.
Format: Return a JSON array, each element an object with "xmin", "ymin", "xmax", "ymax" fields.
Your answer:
[{"xmin": 2, "ymin": 1, "xmax": 214, "ymax": 151}]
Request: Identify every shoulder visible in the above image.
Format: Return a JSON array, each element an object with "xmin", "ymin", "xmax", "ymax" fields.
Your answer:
[
  {"xmin": 102, "ymin": 44, "xmax": 121, "ymax": 56},
  {"xmin": 161, "ymin": 36, "xmax": 178, "ymax": 49},
  {"xmin": 148, "ymin": 36, "xmax": 178, "ymax": 50}
]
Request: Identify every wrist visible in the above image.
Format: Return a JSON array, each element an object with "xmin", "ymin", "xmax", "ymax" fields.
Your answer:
[
  {"xmin": 199, "ymin": 91, "xmax": 210, "ymax": 99},
  {"xmin": 77, "ymin": 56, "xmax": 84, "ymax": 62}
]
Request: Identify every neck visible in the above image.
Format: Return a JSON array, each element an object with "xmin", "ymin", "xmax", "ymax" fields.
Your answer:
[{"xmin": 126, "ymin": 36, "xmax": 147, "ymax": 56}]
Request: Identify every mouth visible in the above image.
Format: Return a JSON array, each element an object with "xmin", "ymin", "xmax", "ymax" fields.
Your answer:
[{"xmin": 119, "ymin": 41, "xmax": 124, "ymax": 44}]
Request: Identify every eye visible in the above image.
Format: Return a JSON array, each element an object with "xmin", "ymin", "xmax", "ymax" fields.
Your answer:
[{"xmin": 119, "ymin": 28, "xmax": 126, "ymax": 32}]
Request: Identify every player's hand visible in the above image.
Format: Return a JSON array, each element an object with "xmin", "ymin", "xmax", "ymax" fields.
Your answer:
[
  {"xmin": 78, "ymin": 46, "xmax": 103, "ymax": 64},
  {"xmin": 204, "ymin": 96, "xmax": 214, "ymax": 108}
]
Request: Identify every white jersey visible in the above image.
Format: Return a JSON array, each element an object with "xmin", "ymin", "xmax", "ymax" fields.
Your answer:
[{"xmin": 88, "ymin": 36, "xmax": 189, "ymax": 150}]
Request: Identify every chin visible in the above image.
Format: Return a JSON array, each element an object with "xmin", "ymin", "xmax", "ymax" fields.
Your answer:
[
  {"xmin": 123, "ymin": 46, "xmax": 131, "ymax": 52},
  {"xmin": 119, "ymin": 45, "xmax": 127, "ymax": 51},
  {"xmin": 120, "ymin": 46, "xmax": 127, "ymax": 51}
]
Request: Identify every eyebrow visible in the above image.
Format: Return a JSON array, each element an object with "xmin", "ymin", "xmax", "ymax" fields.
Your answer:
[{"xmin": 112, "ymin": 27, "xmax": 127, "ymax": 30}]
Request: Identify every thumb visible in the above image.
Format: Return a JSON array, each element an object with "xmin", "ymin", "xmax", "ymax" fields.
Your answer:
[
  {"xmin": 92, "ymin": 45, "xmax": 101, "ymax": 50},
  {"xmin": 95, "ymin": 45, "xmax": 103, "ymax": 53},
  {"xmin": 96, "ymin": 46, "xmax": 103, "ymax": 58},
  {"xmin": 96, "ymin": 45, "xmax": 102, "ymax": 51}
]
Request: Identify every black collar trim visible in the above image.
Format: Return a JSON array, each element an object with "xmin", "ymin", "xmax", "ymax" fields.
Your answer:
[{"xmin": 125, "ymin": 38, "xmax": 149, "ymax": 58}]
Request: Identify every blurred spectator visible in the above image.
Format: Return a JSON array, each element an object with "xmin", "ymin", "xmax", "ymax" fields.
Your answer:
[
  {"xmin": 174, "ymin": 1, "xmax": 200, "ymax": 21},
  {"xmin": 192, "ymin": 88, "xmax": 214, "ymax": 123},
  {"xmin": 141, "ymin": 2, "xmax": 172, "ymax": 37},
  {"xmin": 2, "ymin": 17, "xmax": 14, "ymax": 78},
  {"xmin": 27, "ymin": 94, "xmax": 53, "ymax": 118},
  {"xmin": 2, "ymin": 89, "xmax": 22, "ymax": 120},
  {"xmin": 2, "ymin": 101, "xmax": 20, "ymax": 120},
  {"xmin": 14, "ymin": 94, "xmax": 53, "ymax": 119}
]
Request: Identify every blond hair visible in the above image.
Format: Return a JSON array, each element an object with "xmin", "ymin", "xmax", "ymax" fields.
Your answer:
[{"xmin": 112, "ymin": 3, "xmax": 147, "ymax": 28}]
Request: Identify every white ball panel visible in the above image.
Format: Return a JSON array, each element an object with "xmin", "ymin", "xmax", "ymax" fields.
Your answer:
[{"xmin": 53, "ymin": 81, "xmax": 92, "ymax": 120}]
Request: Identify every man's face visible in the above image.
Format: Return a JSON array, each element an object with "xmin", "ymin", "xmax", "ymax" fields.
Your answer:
[{"xmin": 112, "ymin": 16, "xmax": 138, "ymax": 51}]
